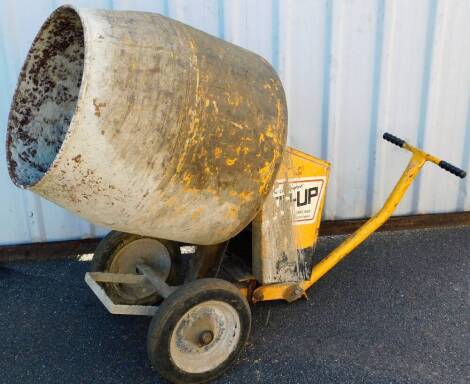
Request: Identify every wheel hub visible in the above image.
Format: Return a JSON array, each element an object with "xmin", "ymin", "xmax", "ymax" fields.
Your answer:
[
  {"xmin": 109, "ymin": 238, "xmax": 171, "ymax": 301},
  {"xmin": 169, "ymin": 300, "xmax": 241, "ymax": 374},
  {"xmin": 199, "ymin": 330, "xmax": 214, "ymax": 346}
]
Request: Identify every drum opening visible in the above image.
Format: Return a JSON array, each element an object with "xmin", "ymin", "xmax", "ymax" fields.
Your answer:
[{"xmin": 6, "ymin": 6, "xmax": 84, "ymax": 188}]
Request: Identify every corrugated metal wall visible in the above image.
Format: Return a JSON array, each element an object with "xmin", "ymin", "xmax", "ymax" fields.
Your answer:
[{"xmin": 1, "ymin": 0, "xmax": 469, "ymax": 245}]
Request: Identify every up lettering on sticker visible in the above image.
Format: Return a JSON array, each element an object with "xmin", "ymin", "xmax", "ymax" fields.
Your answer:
[{"xmin": 273, "ymin": 177, "xmax": 325, "ymax": 224}]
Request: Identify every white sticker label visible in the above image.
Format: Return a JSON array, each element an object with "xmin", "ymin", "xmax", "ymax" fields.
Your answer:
[{"xmin": 272, "ymin": 177, "xmax": 326, "ymax": 225}]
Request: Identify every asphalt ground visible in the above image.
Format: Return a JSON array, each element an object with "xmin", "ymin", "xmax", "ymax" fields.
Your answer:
[{"xmin": 0, "ymin": 226, "xmax": 469, "ymax": 384}]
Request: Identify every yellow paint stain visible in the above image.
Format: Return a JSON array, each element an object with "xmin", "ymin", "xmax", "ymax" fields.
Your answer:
[
  {"xmin": 191, "ymin": 207, "xmax": 204, "ymax": 220},
  {"xmin": 225, "ymin": 92, "xmax": 242, "ymax": 106},
  {"xmin": 230, "ymin": 121, "xmax": 244, "ymax": 130},
  {"xmin": 198, "ymin": 151, "xmax": 208, "ymax": 161},
  {"xmin": 259, "ymin": 133, "xmax": 265, "ymax": 143},
  {"xmin": 275, "ymin": 99, "xmax": 284, "ymax": 137},
  {"xmin": 212, "ymin": 100, "xmax": 219, "ymax": 113},
  {"xmin": 204, "ymin": 164, "xmax": 213, "ymax": 175},
  {"xmin": 258, "ymin": 161, "xmax": 272, "ymax": 178},
  {"xmin": 206, "ymin": 186, "xmax": 218, "ymax": 195},
  {"xmin": 239, "ymin": 191, "xmax": 253, "ymax": 202},
  {"xmin": 225, "ymin": 206, "xmax": 238, "ymax": 220},
  {"xmin": 214, "ymin": 148, "xmax": 222, "ymax": 159},
  {"xmin": 205, "ymin": 99, "xmax": 210, "ymax": 107},
  {"xmin": 266, "ymin": 124, "xmax": 274, "ymax": 138},
  {"xmin": 258, "ymin": 161, "xmax": 273, "ymax": 192},
  {"xmin": 226, "ymin": 158, "xmax": 237, "ymax": 166},
  {"xmin": 188, "ymin": 40, "xmax": 201, "ymax": 103},
  {"xmin": 163, "ymin": 195, "xmax": 180, "ymax": 208},
  {"xmin": 188, "ymin": 116, "xmax": 200, "ymax": 135},
  {"xmin": 182, "ymin": 185, "xmax": 200, "ymax": 194},
  {"xmin": 195, "ymin": 67, "xmax": 200, "ymax": 98},
  {"xmin": 175, "ymin": 110, "xmax": 201, "ymax": 175},
  {"xmin": 182, "ymin": 173, "xmax": 192, "ymax": 185}
]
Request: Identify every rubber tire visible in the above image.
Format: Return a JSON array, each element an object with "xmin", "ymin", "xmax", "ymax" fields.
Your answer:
[
  {"xmin": 91, "ymin": 231, "xmax": 183, "ymax": 305},
  {"xmin": 147, "ymin": 278, "xmax": 252, "ymax": 384}
]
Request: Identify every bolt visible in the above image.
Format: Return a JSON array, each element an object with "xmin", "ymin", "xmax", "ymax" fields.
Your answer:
[{"xmin": 199, "ymin": 330, "xmax": 214, "ymax": 346}]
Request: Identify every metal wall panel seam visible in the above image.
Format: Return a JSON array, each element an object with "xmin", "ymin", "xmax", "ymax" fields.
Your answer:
[
  {"xmin": 324, "ymin": 0, "xmax": 345, "ymax": 220},
  {"xmin": 411, "ymin": 0, "xmax": 438, "ymax": 213},
  {"xmin": 0, "ymin": 14, "xmax": 31, "ymax": 244},
  {"xmin": 417, "ymin": 0, "xmax": 450, "ymax": 214},
  {"xmin": 1, "ymin": 2, "xmax": 44, "ymax": 243},
  {"xmin": 277, "ymin": 0, "xmax": 289, "ymax": 102},
  {"xmin": 380, "ymin": 0, "xmax": 429, "ymax": 216},
  {"xmin": 458, "ymin": 99, "xmax": 470, "ymax": 210},
  {"xmin": 320, "ymin": 0, "xmax": 333, "ymax": 161},
  {"xmin": 365, "ymin": 0, "xmax": 386, "ymax": 217},
  {"xmin": 271, "ymin": 0, "xmax": 279, "ymax": 72},
  {"xmin": 371, "ymin": 0, "xmax": 397, "ymax": 215},
  {"xmin": 217, "ymin": 0, "xmax": 225, "ymax": 39},
  {"xmin": 32, "ymin": 194, "xmax": 47, "ymax": 241},
  {"xmin": 163, "ymin": 0, "xmax": 170, "ymax": 17}
]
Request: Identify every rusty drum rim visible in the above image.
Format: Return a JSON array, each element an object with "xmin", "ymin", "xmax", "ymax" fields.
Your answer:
[
  {"xmin": 5, "ymin": 5, "xmax": 89, "ymax": 189},
  {"xmin": 169, "ymin": 300, "xmax": 241, "ymax": 374}
]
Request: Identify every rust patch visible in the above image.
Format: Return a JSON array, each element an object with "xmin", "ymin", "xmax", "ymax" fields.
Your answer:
[{"xmin": 93, "ymin": 98, "xmax": 107, "ymax": 117}]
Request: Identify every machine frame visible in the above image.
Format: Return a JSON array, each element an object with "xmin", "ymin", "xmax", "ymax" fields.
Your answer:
[{"xmin": 85, "ymin": 132, "xmax": 467, "ymax": 314}]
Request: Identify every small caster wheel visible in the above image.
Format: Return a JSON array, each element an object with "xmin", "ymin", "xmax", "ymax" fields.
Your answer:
[
  {"xmin": 91, "ymin": 231, "xmax": 182, "ymax": 305},
  {"xmin": 147, "ymin": 278, "xmax": 251, "ymax": 384}
]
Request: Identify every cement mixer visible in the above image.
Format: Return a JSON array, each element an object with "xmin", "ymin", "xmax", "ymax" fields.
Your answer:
[{"xmin": 5, "ymin": 6, "xmax": 466, "ymax": 384}]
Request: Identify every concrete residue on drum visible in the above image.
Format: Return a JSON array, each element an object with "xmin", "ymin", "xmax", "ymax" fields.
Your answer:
[
  {"xmin": 5, "ymin": 6, "xmax": 288, "ymax": 245},
  {"xmin": 6, "ymin": 7, "xmax": 84, "ymax": 187}
]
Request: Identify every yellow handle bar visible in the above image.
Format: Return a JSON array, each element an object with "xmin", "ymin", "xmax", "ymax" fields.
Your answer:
[
  {"xmin": 383, "ymin": 132, "xmax": 466, "ymax": 178},
  {"xmin": 301, "ymin": 132, "xmax": 467, "ymax": 291}
]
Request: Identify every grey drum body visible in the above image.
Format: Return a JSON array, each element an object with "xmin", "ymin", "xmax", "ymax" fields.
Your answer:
[{"xmin": 6, "ymin": 6, "xmax": 287, "ymax": 244}]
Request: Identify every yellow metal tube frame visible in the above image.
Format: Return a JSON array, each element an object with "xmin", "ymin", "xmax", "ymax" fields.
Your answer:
[
  {"xmin": 302, "ymin": 142, "xmax": 441, "ymax": 291},
  {"xmin": 253, "ymin": 141, "xmax": 445, "ymax": 303}
]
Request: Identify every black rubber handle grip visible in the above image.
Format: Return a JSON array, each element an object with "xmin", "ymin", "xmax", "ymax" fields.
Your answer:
[
  {"xmin": 383, "ymin": 132, "xmax": 406, "ymax": 148},
  {"xmin": 439, "ymin": 160, "xmax": 466, "ymax": 179}
]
